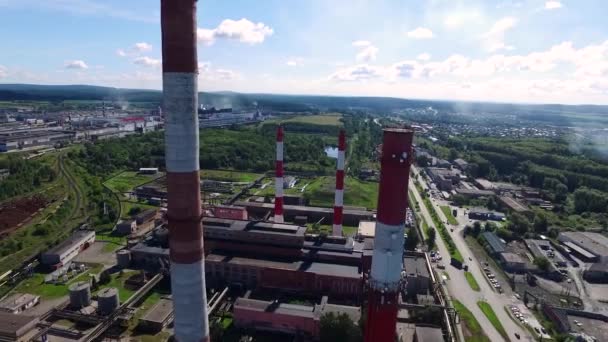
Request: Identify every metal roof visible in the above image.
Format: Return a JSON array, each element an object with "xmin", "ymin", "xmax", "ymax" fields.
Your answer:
[{"xmin": 481, "ymin": 232, "xmax": 506, "ymax": 254}]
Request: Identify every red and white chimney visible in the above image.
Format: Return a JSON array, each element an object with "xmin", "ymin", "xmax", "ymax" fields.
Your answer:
[
  {"xmin": 332, "ymin": 130, "xmax": 346, "ymax": 236},
  {"xmin": 364, "ymin": 128, "xmax": 414, "ymax": 342},
  {"xmin": 161, "ymin": 0, "xmax": 209, "ymax": 341},
  {"xmin": 274, "ymin": 125, "xmax": 284, "ymax": 223}
]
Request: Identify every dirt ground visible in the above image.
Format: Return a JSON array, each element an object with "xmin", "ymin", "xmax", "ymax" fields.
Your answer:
[{"xmin": 74, "ymin": 241, "xmax": 117, "ymax": 267}]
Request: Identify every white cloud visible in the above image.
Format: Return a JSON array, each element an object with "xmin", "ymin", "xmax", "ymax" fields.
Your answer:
[
  {"xmin": 482, "ymin": 17, "xmax": 517, "ymax": 52},
  {"xmin": 545, "ymin": 1, "xmax": 562, "ymax": 10},
  {"xmin": 197, "ymin": 61, "xmax": 241, "ymax": 81},
  {"xmin": 417, "ymin": 53, "xmax": 431, "ymax": 61},
  {"xmin": 407, "ymin": 27, "xmax": 434, "ymax": 39},
  {"xmin": 286, "ymin": 57, "xmax": 304, "ymax": 67},
  {"xmin": 0, "ymin": 65, "xmax": 7, "ymax": 78},
  {"xmin": 197, "ymin": 18, "xmax": 273, "ymax": 46},
  {"xmin": 116, "ymin": 49, "xmax": 126, "ymax": 57},
  {"xmin": 329, "ymin": 64, "xmax": 387, "ymax": 82},
  {"xmin": 352, "ymin": 40, "xmax": 372, "ymax": 47},
  {"xmin": 133, "ymin": 56, "xmax": 161, "ymax": 67},
  {"xmin": 443, "ymin": 10, "xmax": 483, "ymax": 30},
  {"xmin": 352, "ymin": 41, "xmax": 378, "ymax": 62},
  {"xmin": 64, "ymin": 60, "xmax": 88, "ymax": 69},
  {"xmin": 133, "ymin": 42, "xmax": 152, "ymax": 52}
]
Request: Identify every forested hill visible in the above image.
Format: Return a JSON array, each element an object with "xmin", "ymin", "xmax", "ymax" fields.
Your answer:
[{"xmin": 2, "ymin": 83, "xmax": 608, "ymax": 122}]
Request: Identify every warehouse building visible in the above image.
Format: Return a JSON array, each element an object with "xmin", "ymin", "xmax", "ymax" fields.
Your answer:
[
  {"xmin": 0, "ymin": 294, "xmax": 39, "ymax": 314},
  {"xmin": 583, "ymin": 258, "xmax": 608, "ymax": 283},
  {"xmin": 0, "ymin": 311, "xmax": 39, "ymax": 341},
  {"xmin": 233, "ymin": 296, "xmax": 360, "ymax": 339},
  {"xmin": 558, "ymin": 232, "xmax": 608, "ymax": 262},
  {"xmin": 498, "ymin": 195, "xmax": 531, "ymax": 215},
  {"xmin": 40, "ymin": 230, "xmax": 95, "ymax": 268},
  {"xmin": 425, "ymin": 168, "xmax": 462, "ymax": 191},
  {"xmin": 479, "ymin": 232, "xmax": 506, "ymax": 257},
  {"xmin": 138, "ymin": 298, "xmax": 173, "ymax": 333},
  {"xmin": 234, "ymin": 201, "xmax": 374, "ymax": 226},
  {"xmin": 403, "ymin": 255, "xmax": 431, "ymax": 297},
  {"xmin": 0, "ymin": 130, "xmax": 74, "ymax": 152},
  {"xmin": 499, "ymin": 252, "xmax": 527, "ymax": 273}
]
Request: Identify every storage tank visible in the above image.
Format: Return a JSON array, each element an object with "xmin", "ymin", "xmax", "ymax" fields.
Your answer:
[
  {"xmin": 69, "ymin": 281, "xmax": 91, "ymax": 309},
  {"xmin": 97, "ymin": 287, "xmax": 120, "ymax": 315},
  {"xmin": 116, "ymin": 249, "xmax": 131, "ymax": 268}
]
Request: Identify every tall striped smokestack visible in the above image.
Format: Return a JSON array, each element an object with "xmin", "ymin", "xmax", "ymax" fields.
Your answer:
[
  {"xmin": 161, "ymin": 1, "xmax": 210, "ymax": 341},
  {"xmin": 332, "ymin": 130, "xmax": 346, "ymax": 236},
  {"xmin": 364, "ymin": 128, "xmax": 414, "ymax": 342},
  {"xmin": 274, "ymin": 125, "xmax": 284, "ymax": 223}
]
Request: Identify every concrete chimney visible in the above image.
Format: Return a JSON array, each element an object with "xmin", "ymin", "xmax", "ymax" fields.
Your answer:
[
  {"xmin": 332, "ymin": 130, "xmax": 346, "ymax": 236},
  {"xmin": 364, "ymin": 128, "xmax": 414, "ymax": 342},
  {"xmin": 161, "ymin": 0, "xmax": 210, "ymax": 341},
  {"xmin": 274, "ymin": 125, "xmax": 284, "ymax": 223}
]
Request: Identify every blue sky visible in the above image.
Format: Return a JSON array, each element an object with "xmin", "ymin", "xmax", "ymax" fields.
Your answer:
[{"xmin": 0, "ymin": 0, "xmax": 607, "ymax": 104}]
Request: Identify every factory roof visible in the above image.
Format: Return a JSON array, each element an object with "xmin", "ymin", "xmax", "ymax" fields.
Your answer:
[
  {"xmin": 357, "ymin": 221, "xmax": 376, "ymax": 238},
  {"xmin": 234, "ymin": 201, "xmax": 374, "ymax": 217},
  {"xmin": 0, "ymin": 293, "xmax": 38, "ymax": 312},
  {"xmin": 206, "ymin": 253, "xmax": 361, "ymax": 279},
  {"xmin": 0, "ymin": 311, "xmax": 39, "ymax": 337},
  {"xmin": 141, "ymin": 298, "xmax": 173, "ymax": 324},
  {"xmin": 456, "ymin": 188, "xmax": 495, "ymax": 197},
  {"xmin": 203, "ymin": 217, "xmax": 306, "ymax": 237},
  {"xmin": 500, "ymin": 252, "xmax": 527, "ymax": 264},
  {"xmin": 415, "ymin": 326, "xmax": 444, "ymax": 342},
  {"xmin": 234, "ymin": 298, "xmax": 315, "ymax": 318},
  {"xmin": 403, "ymin": 255, "xmax": 430, "ymax": 278},
  {"xmin": 474, "ymin": 178, "xmax": 495, "ymax": 190},
  {"xmin": 481, "ymin": 232, "xmax": 506, "ymax": 254},
  {"xmin": 43, "ymin": 230, "xmax": 95, "ymax": 256},
  {"xmin": 559, "ymin": 232, "xmax": 608, "ymax": 258},
  {"xmin": 498, "ymin": 196, "xmax": 530, "ymax": 213},
  {"xmin": 562, "ymin": 241, "xmax": 596, "ymax": 260}
]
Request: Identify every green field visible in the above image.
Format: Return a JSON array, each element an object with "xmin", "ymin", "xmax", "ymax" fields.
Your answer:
[
  {"xmin": 104, "ymin": 171, "xmax": 160, "ymax": 193},
  {"xmin": 452, "ymin": 300, "xmax": 491, "ymax": 342},
  {"xmin": 11, "ymin": 264, "xmax": 103, "ymax": 299},
  {"xmin": 201, "ymin": 169, "xmax": 262, "ymax": 183},
  {"xmin": 274, "ymin": 113, "xmax": 343, "ymax": 126},
  {"xmin": 465, "ymin": 272, "xmax": 481, "ymax": 291},
  {"xmin": 120, "ymin": 201, "xmax": 158, "ymax": 219},
  {"xmin": 477, "ymin": 301, "xmax": 509, "ymax": 341},
  {"xmin": 441, "ymin": 206, "xmax": 459, "ymax": 225},
  {"xmin": 304, "ymin": 176, "xmax": 378, "ymax": 209},
  {"xmin": 95, "ymin": 270, "xmax": 138, "ymax": 302},
  {"xmin": 306, "ymin": 223, "xmax": 358, "ymax": 237}
]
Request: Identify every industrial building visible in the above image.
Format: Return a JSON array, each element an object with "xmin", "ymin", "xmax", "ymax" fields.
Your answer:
[
  {"xmin": 583, "ymin": 258, "xmax": 608, "ymax": 283},
  {"xmin": 558, "ymin": 232, "xmax": 608, "ymax": 262},
  {"xmin": 468, "ymin": 209, "xmax": 505, "ymax": 221},
  {"xmin": 0, "ymin": 293, "xmax": 39, "ymax": 314},
  {"xmin": 525, "ymin": 239, "xmax": 567, "ymax": 268},
  {"xmin": 233, "ymin": 296, "xmax": 360, "ymax": 339},
  {"xmin": 479, "ymin": 232, "xmax": 506, "ymax": 257},
  {"xmin": 403, "ymin": 255, "xmax": 431, "ymax": 297},
  {"xmin": 455, "ymin": 188, "xmax": 495, "ymax": 198},
  {"xmin": 234, "ymin": 201, "xmax": 374, "ymax": 226},
  {"xmin": 499, "ymin": 252, "xmax": 527, "ymax": 273},
  {"xmin": 129, "ymin": 217, "xmax": 364, "ymax": 298},
  {"xmin": 138, "ymin": 298, "xmax": 174, "ymax": 333},
  {"xmin": 210, "ymin": 205, "xmax": 248, "ymax": 220},
  {"xmin": 0, "ymin": 312, "xmax": 39, "ymax": 341},
  {"xmin": 40, "ymin": 230, "xmax": 95, "ymax": 268},
  {"xmin": 473, "ymin": 178, "xmax": 496, "ymax": 191},
  {"xmin": 115, "ymin": 220, "xmax": 137, "ymax": 236},
  {"xmin": 425, "ymin": 168, "xmax": 462, "ymax": 191},
  {"xmin": 498, "ymin": 195, "xmax": 531, "ymax": 214},
  {"xmin": 452, "ymin": 158, "xmax": 469, "ymax": 171},
  {"xmin": 0, "ymin": 130, "xmax": 74, "ymax": 152}
]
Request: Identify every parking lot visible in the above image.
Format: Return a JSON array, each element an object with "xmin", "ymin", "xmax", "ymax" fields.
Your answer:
[{"xmin": 508, "ymin": 303, "xmax": 551, "ymax": 340}]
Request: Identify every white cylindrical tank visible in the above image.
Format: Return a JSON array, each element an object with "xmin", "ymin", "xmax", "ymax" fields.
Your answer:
[
  {"xmin": 69, "ymin": 281, "xmax": 91, "ymax": 309},
  {"xmin": 97, "ymin": 287, "xmax": 120, "ymax": 315},
  {"xmin": 116, "ymin": 249, "xmax": 131, "ymax": 268}
]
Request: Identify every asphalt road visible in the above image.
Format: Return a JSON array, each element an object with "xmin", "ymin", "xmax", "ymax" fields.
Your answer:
[{"xmin": 410, "ymin": 167, "xmax": 534, "ymax": 342}]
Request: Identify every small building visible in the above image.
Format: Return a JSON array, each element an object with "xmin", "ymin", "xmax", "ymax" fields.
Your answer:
[
  {"xmin": 0, "ymin": 169, "xmax": 9, "ymax": 181},
  {"xmin": 40, "ymin": 230, "xmax": 95, "ymax": 268},
  {"xmin": 479, "ymin": 232, "xmax": 506, "ymax": 257},
  {"xmin": 426, "ymin": 168, "xmax": 461, "ymax": 191},
  {"xmin": 115, "ymin": 220, "xmax": 137, "ymax": 236},
  {"xmin": 474, "ymin": 178, "xmax": 496, "ymax": 191},
  {"xmin": 414, "ymin": 326, "xmax": 444, "ymax": 342},
  {"xmin": 498, "ymin": 195, "xmax": 531, "ymax": 215},
  {"xmin": 452, "ymin": 158, "xmax": 469, "ymax": 171},
  {"xmin": 138, "ymin": 167, "xmax": 158, "ymax": 175},
  {"xmin": 0, "ymin": 294, "xmax": 39, "ymax": 314},
  {"xmin": 233, "ymin": 296, "xmax": 360, "ymax": 339},
  {"xmin": 403, "ymin": 255, "xmax": 431, "ymax": 296},
  {"xmin": 138, "ymin": 298, "xmax": 173, "ymax": 333},
  {"xmin": 583, "ymin": 258, "xmax": 608, "ymax": 283},
  {"xmin": 134, "ymin": 208, "xmax": 158, "ymax": 225},
  {"xmin": 0, "ymin": 312, "xmax": 39, "ymax": 341},
  {"xmin": 283, "ymin": 176, "xmax": 297, "ymax": 189},
  {"xmin": 435, "ymin": 159, "xmax": 451, "ymax": 169},
  {"xmin": 211, "ymin": 205, "xmax": 248, "ymax": 220},
  {"xmin": 357, "ymin": 221, "xmax": 376, "ymax": 239},
  {"xmin": 558, "ymin": 231, "xmax": 608, "ymax": 262},
  {"xmin": 456, "ymin": 188, "xmax": 495, "ymax": 198},
  {"xmin": 499, "ymin": 252, "xmax": 527, "ymax": 273}
]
